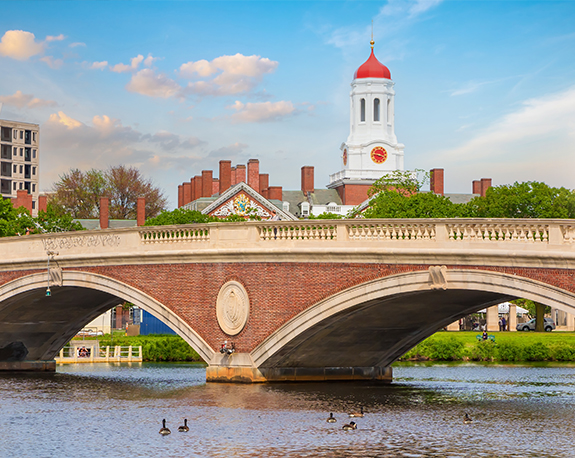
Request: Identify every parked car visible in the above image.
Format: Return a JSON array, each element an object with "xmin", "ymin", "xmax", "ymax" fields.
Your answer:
[{"xmin": 516, "ymin": 318, "xmax": 556, "ymax": 332}]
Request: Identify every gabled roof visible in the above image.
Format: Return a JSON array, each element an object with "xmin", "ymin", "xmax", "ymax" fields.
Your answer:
[{"xmin": 201, "ymin": 182, "xmax": 297, "ymax": 221}]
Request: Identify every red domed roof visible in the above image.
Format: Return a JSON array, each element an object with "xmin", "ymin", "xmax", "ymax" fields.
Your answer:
[{"xmin": 354, "ymin": 48, "xmax": 391, "ymax": 80}]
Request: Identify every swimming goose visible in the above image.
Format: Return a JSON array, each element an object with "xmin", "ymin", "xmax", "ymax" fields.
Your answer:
[
  {"xmin": 159, "ymin": 419, "xmax": 171, "ymax": 435},
  {"xmin": 326, "ymin": 413, "xmax": 337, "ymax": 423},
  {"xmin": 464, "ymin": 413, "xmax": 473, "ymax": 424},
  {"xmin": 178, "ymin": 418, "xmax": 189, "ymax": 432},
  {"xmin": 342, "ymin": 421, "xmax": 357, "ymax": 430},
  {"xmin": 348, "ymin": 406, "xmax": 364, "ymax": 418}
]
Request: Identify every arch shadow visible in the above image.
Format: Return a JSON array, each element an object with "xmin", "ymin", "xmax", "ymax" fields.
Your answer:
[
  {"xmin": 0, "ymin": 271, "xmax": 215, "ymax": 362},
  {"xmin": 252, "ymin": 269, "xmax": 575, "ymax": 370}
]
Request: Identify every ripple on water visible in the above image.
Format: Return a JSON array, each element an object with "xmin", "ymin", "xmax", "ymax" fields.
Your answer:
[{"xmin": 0, "ymin": 362, "xmax": 574, "ymax": 457}]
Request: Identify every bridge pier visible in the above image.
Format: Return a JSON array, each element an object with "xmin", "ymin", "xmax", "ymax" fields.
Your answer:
[
  {"xmin": 0, "ymin": 360, "xmax": 56, "ymax": 372},
  {"xmin": 206, "ymin": 354, "xmax": 392, "ymax": 383}
]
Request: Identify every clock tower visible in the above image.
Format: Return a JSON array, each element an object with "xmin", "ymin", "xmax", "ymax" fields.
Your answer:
[{"xmin": 328, "ymin": 40, "xmax": 405, "ymax": 205}]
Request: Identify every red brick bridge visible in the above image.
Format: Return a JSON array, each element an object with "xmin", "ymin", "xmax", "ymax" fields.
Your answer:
[{"xmin": 1, "ymin": 219, "xmax": 575, "ymax": 382}]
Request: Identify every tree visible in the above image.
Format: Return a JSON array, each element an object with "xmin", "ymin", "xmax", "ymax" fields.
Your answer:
[
  {"xmin": 362, "ymin": 190, "xmax": 467, "ymax": 219},
  {"xmin": 145, "ymin": 209, "xmax": 218, "ymax": 226},
  {"xmin": 368, "ymin": 169, "xmax": 430, "ymax": 196},
  {"xmin": 0, "ymin": 198, "xmax": 84, "ymax": 237},
  {"xmin": 50, "ymin": 165, "xmax": 168, "ymax": 220},
  {"xmin": 511, "ymin": 298, "xmax": 550, "ymax": 332},
  {"xmin": 467, "ymin": 181, "xmax": 575, "ymax": 218}
]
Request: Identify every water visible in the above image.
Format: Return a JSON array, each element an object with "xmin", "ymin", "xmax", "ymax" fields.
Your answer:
[{"xmin": 1, "ymin": 362, "xmax": 574, "ymax": 457}]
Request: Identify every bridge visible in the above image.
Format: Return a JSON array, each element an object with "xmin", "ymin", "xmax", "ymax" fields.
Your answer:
[{"xmin": 1, "ymin": 218, "xmax": 575, "ymax": 382}]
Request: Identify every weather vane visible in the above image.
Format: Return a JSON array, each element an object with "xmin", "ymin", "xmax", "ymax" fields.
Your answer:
[{"xmin": 370, "ymin": 19, "xmax": 375, "ymax": 49}]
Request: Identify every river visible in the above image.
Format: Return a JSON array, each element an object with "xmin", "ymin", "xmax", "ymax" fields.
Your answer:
[{"xmin": 1, "ymin": 362, "xmax": 574, "ymax": 457}]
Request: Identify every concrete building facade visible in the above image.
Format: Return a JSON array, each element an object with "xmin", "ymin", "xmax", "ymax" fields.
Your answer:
[{"xmin": 0, "ymin": 119, "xmax": 40, "ymax": 215}]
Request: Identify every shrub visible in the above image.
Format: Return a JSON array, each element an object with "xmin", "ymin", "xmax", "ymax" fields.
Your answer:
[
  {"xmin": 549, "ymin": 344, "xmax": 575, "ymax": 362},
  {"xmin": 469, "ymin": 341, "xmax": 497, "ymax": 361},
  {"xmin": 522, "ymin": 341, "xmax": 550, "ymax": 361},
  {"xmin": 496, "ymin": 342, "xmax": 525, "ymax": 362}
]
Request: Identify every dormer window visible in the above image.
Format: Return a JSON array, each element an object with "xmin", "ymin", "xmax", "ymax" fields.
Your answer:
[
  {"xmin": 282, "ymin": 201, "xmax": 290, "ymax": 212},
  {"xmin": 300, "ymin": 201, "xmax": 310, "ymax": 217}
]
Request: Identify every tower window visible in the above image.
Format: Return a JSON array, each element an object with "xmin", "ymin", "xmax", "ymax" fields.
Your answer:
[
  {"xmin": 374, "ymin": 98, "xmax": 380, "ymax": 122},
  {"xmin": 387, "ymin": 99, "xmax": 391, "ymax": 123},
  {"xmin": 360, "ymin": 98, "xmax": 366, "ymax": 122}
]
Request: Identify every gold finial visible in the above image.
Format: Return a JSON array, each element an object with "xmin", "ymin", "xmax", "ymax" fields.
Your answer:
[{"xmin": 370, "ymin": 20, "xmax": 375, "ymax": 49}]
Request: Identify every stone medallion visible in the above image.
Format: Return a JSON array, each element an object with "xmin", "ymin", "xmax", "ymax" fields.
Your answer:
[{"xmin": 216, "ymin": 281, "xmax": 250, "ymax": 336}]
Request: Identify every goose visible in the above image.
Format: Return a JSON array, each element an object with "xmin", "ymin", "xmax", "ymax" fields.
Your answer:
[
  {"xmin": 326, "ymin": 413, "xmax": 337, "ymax": 423},
  {"xmin": 464, "ymin": 413, "xmax": 473, "ymax": 424},
  {"xmin": 348, "ymin": 406, "xmax": 364, "ymax": 418},
  {"xmin": 342, "ymin": 421, "xmax": 357, "ymax": 430},
  {"xmin": 178, "ymin": 418, "xmax": 189, "ymax": 432},
  {"xmin": 159, "ymin": 419, "xmax": 171, "ymax": 435}
]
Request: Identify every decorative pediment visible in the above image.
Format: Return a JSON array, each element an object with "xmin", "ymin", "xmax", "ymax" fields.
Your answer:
[{"xmin": 202, "ymin": 182, "xmax": 296, "ymax": 220}]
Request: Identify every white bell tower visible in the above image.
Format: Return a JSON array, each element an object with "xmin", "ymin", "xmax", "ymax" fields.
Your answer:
[{"xmin": 328, "ymin": 40, "xmax": 405, "ymax": 204}]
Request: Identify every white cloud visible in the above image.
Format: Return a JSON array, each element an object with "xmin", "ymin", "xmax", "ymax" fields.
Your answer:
[
  {"xmin": 126, "ymin": 68, "xmax": 181, "ymax": 98},
  {"xmin": 433, "ymin": 86, "xmax": 575, "ymax": 186},
  {"xmin": 180, "ymin": 53, "xmax": 278, "ymax": 96},
  {"xmin": 227, "ymin": 100, "xmax": 296, "ymax": 123},
  {"xmin": 70, "ymin": 42, "xmax": 86, "ymax": 48},
  {"xmin": 45, "ymin": 34, "xmax": 66, "ymax": 42},
  {"xmin": 143, "ymin": 53, "xmax": 158, "ymax": 67},
  {"xmin": 48, "ymin": 111, "xmax": 83, "ymax": 129},
  {"xmin": 0, "ymin": 30, "xmax": 44, "ymax": 60},
  {"xmin": 111, "ymin": 54, "xmax": 144, "ymax": 73},
  {"xmin": 40, "ymin": 55, "xmax": 64, "ymax": 69},
  {"xmin": 142, "ymin": 131, "xmax": 204, "ymax": 150},
  {"xmin": 0, "ymin": 90, "xmax": 58, "ymax": 109},
  {"xmin": 90, "ymin": 61, "xmax": 108, "ymax": 70},
  {"xmin": 380, "ymin": 0, "xmax": 444, "ymax": 17}
]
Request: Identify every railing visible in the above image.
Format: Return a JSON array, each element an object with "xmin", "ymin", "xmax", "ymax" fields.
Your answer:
[
  {"xmin": 55, "ymin": 346, "xmax": 143, "ymax": 363},
  {"xmin": 258, "ymin": 223, "xmax": 338, "ymax": 241},
  {"xmin": 346, "ymin": 222, "xmax": 436, "ymax": 241},
  {"xmin": 446, "ymin": 222, "xmax": 549, "ymax": 242},
  {"xmin": 140, "ymin": 227, "xmax": 210, "ymax": 243}
]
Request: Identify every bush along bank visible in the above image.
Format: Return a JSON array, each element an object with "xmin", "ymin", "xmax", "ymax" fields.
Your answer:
[
  {"xmin": 399, "ymin": 332, "xmax": 575, "ymax": 362},
  {"xmin": 95, "ymin": 334, "xmax": 204, "ymax": 362}
]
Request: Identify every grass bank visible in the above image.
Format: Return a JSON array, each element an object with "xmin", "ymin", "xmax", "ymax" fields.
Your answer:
[
  {"xmin": 400, "ymin": 331, "xmax": 575, "ymax": 362},
  {"xmin": 87, "ymin": 334, "xmax": 204, "ymax": 362}
]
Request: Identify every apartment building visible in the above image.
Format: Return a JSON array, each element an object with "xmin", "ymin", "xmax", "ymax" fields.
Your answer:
[{"xmin": 0, "ymin": 119, "xmax": 40, "ymax": 214}]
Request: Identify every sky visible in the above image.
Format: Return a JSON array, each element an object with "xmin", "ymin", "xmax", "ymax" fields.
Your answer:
[{"xmin": 1, "ymin": 0, "xmax": 574, "ymax": 208}]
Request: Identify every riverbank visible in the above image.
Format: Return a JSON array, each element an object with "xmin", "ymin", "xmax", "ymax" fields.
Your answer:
[
  {"xmin": 72, "ymin": 334, "xmax": 203, "ymax": 362},
  {"xmin": 400, "ymin": 331, "xmax": 575, "ymax": 362}
]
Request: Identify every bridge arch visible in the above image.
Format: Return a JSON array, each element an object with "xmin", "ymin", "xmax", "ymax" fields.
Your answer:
[
  {"xmin": 0, "ymin": 271, "xmax": 215, "ymax": 362},
  {"xmin": 252, "ymin": 269, "xmax": 575, "ymax": 369}
]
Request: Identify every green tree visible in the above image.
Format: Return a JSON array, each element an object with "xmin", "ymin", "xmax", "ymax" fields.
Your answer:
[
  {"xmin": 145, "ymin": 208, "xmax": 218, "ymax": 226},
  {"xmin": 511, "ymin": 298, "xmax": 550, "ymax": 332},
  {"xmin": 50, "ymin": 165, "xmax": 168, "ymax": 220},
  {"xmin": 467, "ymin": 181, "xmax": 575, "ymax": 218}
]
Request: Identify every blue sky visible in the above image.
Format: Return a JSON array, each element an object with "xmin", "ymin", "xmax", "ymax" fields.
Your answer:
[{"xmin": 1, "ymin": 0, "xmax": 574, "ymax": 207}]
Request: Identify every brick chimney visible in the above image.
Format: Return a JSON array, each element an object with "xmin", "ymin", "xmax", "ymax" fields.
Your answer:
[
  {"xmin": 231, "ymin": 167, "xmax": 237, "ymax": 186},
  {"xmin": 472, "ymin": 180, "xmax": 481, "ymax": 195},
  {"xmin": 99, "ymin": 197, "xmax": 109, "ymax": 229},
  {"xmin": 137, "ymin": 197, "xmax": 145, "ymax": 226},
  {"xmin": 481, "ymin": 178, "xmax": 492, "ymax": 197},
  {"xmin": 38, "ymin": 195, "xmax": 48, "ymax": 213},
  {"xmin": 183, "ymin": 182, "xmax": 192, "ymax": 205},
  {"xmin": 301, "ymin": 166, "xmax": 314, "ymax": 194},
  {"xmin": 212, "ymin": 178, "xmax": 220, "ymax": 196},
  {"xmin": 178, "ymin": 185, "xmax": 183, "ymax": 207},
  {"xmin": 268, "ymin": 186, "xmax": 283, "ymax": 201},
  {"xmin": 219, "ymin": 160, "xmax": 232, "ymax": 193},
  {"xmin": 247, "ymin": 159, "xmax": 260, "ymax": 193},
  {"xmin": 12, "ymin": 190, "xmax": 33, "ymax": 213},
  {"xmin": 430, "ymin": 168, "xmax": 444, "ymax": 196},
  {"xmin": 236, "ymin": 164, "xmax": 246, "ymax": 184},
  {"xmin": 202, "ymin": 170, "xmax": 213, "ymax": 197},
  {"xmin": 259, "ymin": 174, "xmax": 269, "ymax": 198},
  {"xmin": 194, "ymin": 175, "xmax": 202, "ymax": 200}
]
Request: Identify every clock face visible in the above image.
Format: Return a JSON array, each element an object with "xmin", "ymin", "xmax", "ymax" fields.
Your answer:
[
  {"xmin": 370, "ymin": 146, "xmax": 388, "ymax": 164},
  {"xmin": 343, "ymin": 148, "xmax": 347, "ymax": 166}
]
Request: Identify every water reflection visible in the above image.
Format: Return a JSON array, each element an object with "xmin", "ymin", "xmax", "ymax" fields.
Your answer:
[{"xmin": 1, "ymin": 362, "xmax": 574, "ymax": 457}]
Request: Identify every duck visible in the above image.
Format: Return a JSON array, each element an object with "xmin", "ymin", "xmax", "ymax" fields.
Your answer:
[
  {"xmin": 178, "ymin": 418, "xmax": 189, "ymax": 432},
  {"xmin": 159, "ymin": 419, "xmax": 171, "ymax": 435},
  {"xmin": 326, "ymin": 413, "xmax": 337, "ymax": 423},
  {"xmin": 464, "ymin": 413, "xmax": 473, "ymax": 424},
  {"xmin": 348, "ymin": 406, "xmax": 364, "ymax": 418},
  {"xmin": 342, "ymin": 421, "xmax": 357, "ymax": 430}
]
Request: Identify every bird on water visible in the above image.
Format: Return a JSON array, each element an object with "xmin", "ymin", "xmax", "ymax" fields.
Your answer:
[
  {"xmin": 342, "ymin": 421, "xmax": 357, "ymax": 430},
  {"xmin": 327, "ymin": 413, "xmax": 337, "ymax": 423},
  {"xmin": 178, "ymin": 418, "xmax": 189, "ymax": 432},
  {"xmin": 348, "ymin": 406, "xmax": 364, "ymax": 418},
  {"xmin": 464, "ymin": 413, "xmax": 473, "ymax": 424},
  {"xmin": 159, "ymin": 419, "xmax": 171, "ymax": 435}
]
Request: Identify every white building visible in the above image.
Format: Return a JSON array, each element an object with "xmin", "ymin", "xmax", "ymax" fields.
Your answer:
[{"xmin": 0, "ymin": 119, "xmax": 40, "ymax": 214}]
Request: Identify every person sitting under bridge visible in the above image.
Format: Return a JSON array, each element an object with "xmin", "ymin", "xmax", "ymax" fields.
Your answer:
[{"xmin": 477, "ymin": 332, "xmax": 495, "ymax": 342}]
